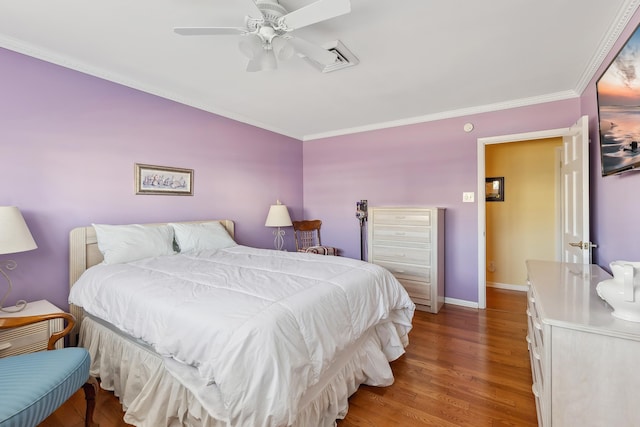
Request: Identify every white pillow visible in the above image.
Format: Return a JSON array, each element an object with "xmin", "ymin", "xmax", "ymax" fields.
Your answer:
[
  {"xmin": 170, "ymin": 221, "xmax": 237, "ymax": 252},
  {"xmin": 92, "ymin": 223, "xmax": 176, "ymax": 264}
]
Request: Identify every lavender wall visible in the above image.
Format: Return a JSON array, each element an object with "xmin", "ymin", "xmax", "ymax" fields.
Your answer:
[
  {"xmin": 0, "ymin": 48, "xmax": 303, "ymax": 311},
  {"xmin": 304, "ymin": 100, "xmax": 581, "ymax": 303},
  {"xmin": 582, "ymin": 8, "xmax": 640, "ymax": 270},
  {"xmin": 5, "ymin": 6, "xmax": 636, "ymax": 312}
]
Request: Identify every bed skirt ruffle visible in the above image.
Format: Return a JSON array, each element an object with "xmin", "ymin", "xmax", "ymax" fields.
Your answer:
[{"xmin": 79, "ymin": 316, "xmax": 406, "ymax": 426}]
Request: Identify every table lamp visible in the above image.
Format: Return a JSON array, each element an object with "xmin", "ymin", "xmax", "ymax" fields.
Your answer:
[
  {"xmin": 265, "ymin": 200, "xmax": 292, "ymax": 251},
  {"xmin": 0, "ymin": 206, "xmax": 37, "ymax": 312}
]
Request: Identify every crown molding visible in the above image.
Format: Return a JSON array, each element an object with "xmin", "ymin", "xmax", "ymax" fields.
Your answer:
[
  {"xmin": 574, "ymin": 0, "xmax": 640, "ymax": 94},
  {"xmin": 303, "ymin": 90, "xmax": 580, "ymax": 141}
]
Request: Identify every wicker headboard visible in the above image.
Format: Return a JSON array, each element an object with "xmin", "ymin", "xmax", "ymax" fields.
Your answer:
[{"xmin": 68, "ymin": 219, "xmax": 235, "ymax": 344}]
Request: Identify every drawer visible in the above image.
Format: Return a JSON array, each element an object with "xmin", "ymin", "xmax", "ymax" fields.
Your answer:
[
  {"xmin": 531, "ymin": 382, "xmax": 545, "ymax": 427},
  {"xmin": 371, "ymin": 245, "xmax": 431, "ymax": 265},
  {"xmin": 527, "ymin": 289, "xmax": 544, "ymax": 350},
  {"xmin": 526, "ymin": 307, "xmax": 543, "ymax": 350},
  {"xmin": 530, "ymin": 313, "xmax": 544, "ymax": 357},
  {"xmin": 526, "ymin": 287, "xmax": 546, "ymax": 393},
  {"xmin": 397, "ymin": 278, "xmax": 431, "ymax": 303},
  {"xmin": 527, "ymin": 339, "xmax": 546, "ymax": 401},
  {"xmin": 0, "ymin": 322, "xmax": 50, "ymax": 357},
  {"xmin": 373, "ymin": 209, "xmax": 431, "ymax": 226},
  {"xmin": 375, "ymin": 260, "xmax": 430, "ymax": 283},
  {"xmin": 527, "ymin": 333, "xmax": 545, "ymax": 393},
  {"xmin": 372, "ymin": 225, "xmax": 431, "ymax": 246}
]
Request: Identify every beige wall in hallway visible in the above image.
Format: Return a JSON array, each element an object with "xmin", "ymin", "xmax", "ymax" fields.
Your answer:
[{"xmin": 486, "ymin": 137, "xmax": 562, "ymax": 287}]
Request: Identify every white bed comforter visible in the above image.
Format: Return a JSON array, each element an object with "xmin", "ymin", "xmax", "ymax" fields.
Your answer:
[{"xmin": 69, "ymin": 245, "xmax": 415, "ymax": 426}]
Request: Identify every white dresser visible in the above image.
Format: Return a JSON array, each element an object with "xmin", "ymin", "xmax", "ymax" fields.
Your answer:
[
  {"xmin": 367, "ymin": 206, "xmax": 444, "ymax": 313},
  {"xmin": 526, "ymin": 260, "xmax": 640, "ymax": 426}
]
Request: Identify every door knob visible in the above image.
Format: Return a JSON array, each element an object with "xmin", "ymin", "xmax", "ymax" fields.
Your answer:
[{"xmin": 568, "ymin": 241, "xmax": 597, "ymax": 250}]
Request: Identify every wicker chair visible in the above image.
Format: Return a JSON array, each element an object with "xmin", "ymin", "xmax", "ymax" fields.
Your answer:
[
  {"xmin": 0, "ymin": 312, "xmax": 97, "ymax": 427},
  {"xmin": 292, "ymin": 220, "xmax": 338, "ymax": 255}
]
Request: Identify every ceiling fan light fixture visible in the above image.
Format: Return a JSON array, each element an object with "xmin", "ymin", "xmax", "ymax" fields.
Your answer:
[
  {"xmin": 259, "ymin": 49, "xmax": 278, "ymax": 71},
  {"xmin": 175, "ymin": 0, "xmax": 353, "ymax": 72},
  {"xmin": 272, "ymin": 37, "xmax": 294, "ymax": 61},
  {"xmin": 239, "ymin": 35, "xmax": 263, "ymax": 59},
  {"xmin": 247, "ymin": 49, "xmax": 278, "ymax": 72}
]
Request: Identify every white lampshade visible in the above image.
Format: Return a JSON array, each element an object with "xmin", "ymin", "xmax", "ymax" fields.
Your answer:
[
  {"xmin": 0, "ymin": 206, "xmax": 37, "ymax": 255},
  {"xmin": 265, "ymin": 201, "xmax": 293, "ymax": 227}
]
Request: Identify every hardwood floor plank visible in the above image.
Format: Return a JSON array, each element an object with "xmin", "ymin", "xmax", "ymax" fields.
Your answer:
[
  {"xmin": 338, "ymin": 289, "xmax": 536, "ymax": 427},
  {"xmin": 42, "ymin": 288, "xmax": 536, "ymax": 426}
]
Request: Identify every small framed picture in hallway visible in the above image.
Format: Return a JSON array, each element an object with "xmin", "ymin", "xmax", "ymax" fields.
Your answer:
[{"xmin": 485, "ymin": 177, "xmax": 504, "ymax": 202}]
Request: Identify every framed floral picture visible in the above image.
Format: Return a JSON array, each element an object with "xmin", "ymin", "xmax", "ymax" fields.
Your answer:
[{"xmin": 135, "ymin": 163, "xmax": 193, "ymax": 196}]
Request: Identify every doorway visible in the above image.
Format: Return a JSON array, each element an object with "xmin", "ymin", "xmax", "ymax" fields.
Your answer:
[
  {"xmin": 476, "ymin": 117, "xmax": 590, "ymax": 309},
  {"xmin": 484, "ymin": 138, "xmax": 562, "ymax": 295}
]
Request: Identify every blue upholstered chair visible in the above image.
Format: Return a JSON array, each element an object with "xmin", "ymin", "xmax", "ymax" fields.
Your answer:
[
  {"xmin": 0, "ymin": 312, "xmax": 97, "ymax": 427},
  {"xmin": 292, "ymin": 220, "xmax": 338, "ymax": 255}
]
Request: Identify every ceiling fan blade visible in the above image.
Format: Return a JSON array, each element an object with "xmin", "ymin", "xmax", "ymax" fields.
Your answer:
[
  {"xmin": 288, "ymin": 37, "xmax": 337, "ymax": 66},
  {"xmin": 245, "ymin": 0, "xmax": 264, "ymax": 19},
  {"xmin": 278, "ymin": 0, "xmax": 350, "ymax": 31},
  {"xmin": 174, "ymin": 27, "xmax": 247, "ymax": 36}
]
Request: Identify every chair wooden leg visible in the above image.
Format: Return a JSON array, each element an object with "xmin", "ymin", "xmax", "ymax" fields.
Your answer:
[{"xmin": 82, "ymin": 376, "xmax": 99, "ymax": 427}]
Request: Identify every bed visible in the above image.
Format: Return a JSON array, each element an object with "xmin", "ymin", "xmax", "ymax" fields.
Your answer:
[{"xmin": 68, "ymin": 220, "xmax": 415, "ymax": 427}]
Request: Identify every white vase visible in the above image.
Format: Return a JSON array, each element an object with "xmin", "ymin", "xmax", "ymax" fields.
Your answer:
[{"xmin": 596, "ymin": 261, "xmax": 640, "ymax": 322}]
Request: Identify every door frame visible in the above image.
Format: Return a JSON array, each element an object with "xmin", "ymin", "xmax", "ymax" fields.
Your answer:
[{"xmin": 477, "ymin": 126, "xmax": 574, "ymax": 309}]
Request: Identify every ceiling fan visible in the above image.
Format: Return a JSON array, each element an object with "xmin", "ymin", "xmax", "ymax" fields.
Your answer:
[{"xmin": 174, "ymin": 0, "xmax": 351, "ymax": 72}]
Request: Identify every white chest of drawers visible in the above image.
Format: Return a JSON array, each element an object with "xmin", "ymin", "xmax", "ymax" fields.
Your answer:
[
  {"xmin": 367, "ymin": 207, "xmax": 444, "ymax": 313},
  {"xmin": 0, "ymin": 299, "xmax": 64, "ymax": 357},
  {"xmin": 526, "ymin": 260, "xmax": 640, "ymax": 426}
]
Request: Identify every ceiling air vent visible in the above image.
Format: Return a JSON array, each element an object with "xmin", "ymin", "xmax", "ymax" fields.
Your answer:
[{"xmin": 304, "ymin": 40, "xmax": 359, "ymax": 73}]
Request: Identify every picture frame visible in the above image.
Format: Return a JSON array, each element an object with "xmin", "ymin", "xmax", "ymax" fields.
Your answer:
[
  {"xmin": 135, "ymin": 163, "xmax": 193, "ymax": 196},
  {"xmin": 485, "ymin": 177, "xmax": 504, "ymax": 202},
  {"xmin": 596, "ymin": 23, "xmax": 640, "ymax": 176}
]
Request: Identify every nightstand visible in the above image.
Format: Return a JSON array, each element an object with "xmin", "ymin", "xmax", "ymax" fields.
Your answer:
[{"xmin": 0, "ymin": 299, "xmax": 65, "ymax": 357}]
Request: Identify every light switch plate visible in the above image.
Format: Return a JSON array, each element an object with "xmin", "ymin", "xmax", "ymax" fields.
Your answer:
[{"xmin": 463, "ymin": 192, "xmax": 475, "ymax": 203}]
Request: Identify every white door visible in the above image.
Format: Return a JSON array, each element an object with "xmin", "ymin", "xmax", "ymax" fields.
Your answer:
[{"xmin": 561, "ymin": 115, "xmax": 592, "ymax": 264}]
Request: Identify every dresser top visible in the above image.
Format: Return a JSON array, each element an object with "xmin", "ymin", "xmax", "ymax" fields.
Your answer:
[{"xmin": 526, "ymin": 260, "xmax": 640, "ymax": 340}]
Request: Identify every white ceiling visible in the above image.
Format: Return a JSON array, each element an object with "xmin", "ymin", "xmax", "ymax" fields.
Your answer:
[{"xmin": 1, "ymin": 0, "xmax": 638, "ymax": 140}]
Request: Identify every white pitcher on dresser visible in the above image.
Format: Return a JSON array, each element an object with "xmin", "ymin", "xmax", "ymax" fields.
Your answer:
[{"xmin": 596, "ymin": 261, "xmax": 640, "ymax": 322}]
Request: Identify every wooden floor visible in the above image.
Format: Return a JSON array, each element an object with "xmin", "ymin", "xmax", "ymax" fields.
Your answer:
[{"xmin": 40, "ymin": 288, "xmax": 536, "ymax": 426}]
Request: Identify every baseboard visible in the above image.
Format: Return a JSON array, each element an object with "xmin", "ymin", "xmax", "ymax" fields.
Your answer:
[
  {"xmin": 444, "ymin": 297, "xmax": 479, "ymax": 309},
  {"xmin": 443, "ymin": 284, "xmax": 528, "ymax": 310},
  {"xmin": 487, "ymin": 282, "xmax": 528, "ymax": 292}
]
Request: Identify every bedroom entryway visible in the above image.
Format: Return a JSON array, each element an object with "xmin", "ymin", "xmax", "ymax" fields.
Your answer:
[
  {"xmin": 484, "ymin": 138, "xmax": 562, "ymax": 294},
  {"xmin": 477, "ymin": 116, "xmax": 590, "ymax": 309}
]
